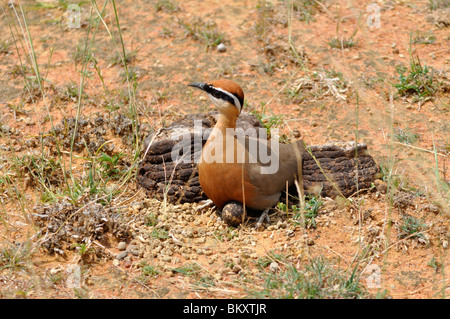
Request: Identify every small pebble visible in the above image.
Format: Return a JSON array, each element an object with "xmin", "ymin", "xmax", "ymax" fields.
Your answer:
[
  {"xmin": 116, "ymin": 251, "xmax": 128, "ymax": 260},
  {"xmin": 217, "ymin": 43, "xmax": 226, "ymax": 52},
  {"xmin": 162, "ymin": 256, "xmax": 172, "ymax": 262},
  {"xmin": 285, "ymin": 229, "xmax": 295, "ymax": 237},
  {"xmin": 24, "ymin": 118, "xmax": 35, "ymax": 126},
  {"xmin": 117, "ymin": 242, "xmax": 127, "ymax": 251},
  {"xmin": 269, "ymin": 261, "xmax": 279, "ymax": 273},
  {"xmin": 374, "ymin": 179, "xmax": 387, "ymax": 194}
]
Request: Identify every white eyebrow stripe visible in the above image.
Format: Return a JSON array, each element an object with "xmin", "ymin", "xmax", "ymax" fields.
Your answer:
[{"xmin": 212, "ymin": 86, "xmax": 241, "ymax": 112}]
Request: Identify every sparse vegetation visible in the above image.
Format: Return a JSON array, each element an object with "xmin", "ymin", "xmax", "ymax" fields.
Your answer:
[
  {"xmin": 394, "ymin": 54, "xmax": 439, "ymax": 103},
  {"xmin": 109, "ymin": 49, "xmax": 137, "ymax": 67},
  {"xmin": 412, "ymin": 30, "xmax": 436, "ymax": 44},
  {"xmin": 72, "ymin": 45, "xmax": 95, "ymax": 66},
  {"xmin": 58, "ymin": 80, "xmax": 87, "ymax": 101},
  {"xmin": 249, "ymin": 257, "xmax": 367, "ymax": 299},
  {"xmin": 0, "ymin": 242, "xmax": 33, "ymax": 271},
  {"xmin": 154, "ymin": 0, "xmax": 180, "ymax": 13},
  {"xmin": 0, "ymin": 0, "xmax": 448, "ymax": 300},
  {"xmin": 292, "ymin": 196, "xmax": 323, "ymax": 228},
  {"xmin": 428, "ymin": 0, "xmax": 450, "ymax": 10},
  {"xmin": 178, "ymin": 16, "xmax": 226, "ymax": 49},
  {"xmin": 98, "ymin": 152, "xmax": 125, "ymax": 178},
  {"xmin": 290, "ymin": 0, "xmax": 322, "ymax": 22},
  {"xmin": 393, "ymin": 127, "xmax": 420, "ymax": 145},
  {"xmin": 398, "ymin": 214, "xmax": 428, "ymax": 241},
  {"xmin": 253, "ymin": 108, "xmax": 284, "ymax": 136},
  {"xmin": 327, "ymin": 36, "xmax": 358, "ymax": 49},
  {"xmin": 172, "ymin": 263, "xmax": 201, "ymax": 277},
  {"xmin": 140, "ymin": 263, "xmax": 160, "ymax": 277},
  {"xmin": 0, "ymin": 40, "xmax": 10, "ymax": 54}
]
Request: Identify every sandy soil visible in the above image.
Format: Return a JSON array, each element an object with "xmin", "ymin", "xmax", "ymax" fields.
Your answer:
[{"xmin": 0, "ymin": 0, "xmax": 449, "ymax": 299}]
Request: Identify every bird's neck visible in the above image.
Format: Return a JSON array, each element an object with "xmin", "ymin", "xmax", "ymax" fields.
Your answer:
[{"xmin": 215, "ymin": 112, "xmax": 238, "ymax": 133}]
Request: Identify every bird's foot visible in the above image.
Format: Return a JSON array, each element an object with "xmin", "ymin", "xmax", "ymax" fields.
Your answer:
[
  {"xmin": 255, "ymin": 209, "xmax": 270, "ymax": 229},
  {"xmin": 195, "ymin": 199, "xmax": 215, "ymax": 213}
]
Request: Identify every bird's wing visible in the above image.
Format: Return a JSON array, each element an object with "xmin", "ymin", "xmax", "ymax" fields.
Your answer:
[{"xmin": 239, "ymin": 135, "xmax": 304, "ymax": 196}]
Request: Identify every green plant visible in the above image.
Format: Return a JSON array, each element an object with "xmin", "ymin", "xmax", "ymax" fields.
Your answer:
[
  {"xmin": 9, "ymin": 64, "xmax": 32, "ymax": 78},
  {"xmin": 155, "ymin": 0, "xmax": 180, "ymax": 13},
  {"xmin": 172, "ymin": 263, "xmax": 201, "ymax": 277},
  {"xmin": 289, "ymin": 0, "xmax": 321, "ymax": 23},
  {"xmin": 159, "ymin": 26, "xmax": 175, "ymax": 38},
  {"xmin": 0, "ymin": 40, "xmax": 10, "ymax": 54},
  {"xmin": 327, "ymin": 18, "xmax": 358, "ymax": 50},
  {"xmin": 393, "ymin": 127, "xmax": 419, "ymax": 145},
  {"xmin": 412, "ymin": 30, "xmax": 436, "ymax": 44},
  {"xmin": 254, "ymin": 0, "xmax": 275, "ymax": 42},
  {"xmin": 394, "ymin": 55, "xmax": 439, "ymax": 103},
  {"xmin": 428, "ymin": 256, "xmax": 441, "ymax": 272},
  {"xmin": 292, "ymin": 196, "xmax": 322, "ymax": 228},
  {"xmin": 144, "ymin": 213, "xmax": 158, "ymax": 226},
  {"xmin": 119, "ymin": 67, "xmax": 140, "ymax": 83},
  {"xmin": 71, "ymin": 242, "xmax": 95, "ymax": 257},
  {"xmin": 256, "ymin": 251, "xmax": 286, "ymax": 270},
  {"xmin": 108, "ymin": 49, "xmax": 137, "ymax": 67},
  {"xmin": 428, "ymin": 0, "xmax": 450, "ymax": 10},
  {"xmin": 328, "ymin": 36, "xmax": 357, "ymax": 49},
  {"xmin": 58, "ymin": 80, "xmax": 87, "ymax": 102},
  {"xmin": 0, "ymin": 242, "xmax": 31, "ymax": 271},
  {"xmin": 249, "ymin": 257, "xmax": 367, "ymax": 299},
  {"xmin": 213, "ymin": 228, "xmax": 238, "ymax": 242},
  {"xmin": 72, "ymin": 45, "xmax": 95, "ymax": 66},
  {"xmin": 178, "ymin": 16, "xmax": 225, "ymax": 49},
  {"xmin": 251, "ymin": 102, "xmax": 284, "ymax": 137},
  {"xmin": 141, "ymin": 264, "xmax": 160, "ymax": 277},
  {"xmin": 19, "ymin": 153, "xmax": 66, "ymax": 198},
  {"xmin": 198, "ymin": 275, "xmax": 216, "ymax": 288},
  {"xmin": 98, "ymin": 152, "xmax": 124, "ymax": 179},
  {"xmin": 150, "ymin": 227, "xmax": 169, "ymax": 240},
  {"xmin": 398, "ymin": 215, "xmax": 428, "ymax": 240}
]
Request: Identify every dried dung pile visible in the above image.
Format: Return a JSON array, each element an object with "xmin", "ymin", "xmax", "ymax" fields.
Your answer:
[
  {"xmin": 137, "ymin": 112, "xmax": 380, "ymax": 204},
  {"xmin": 32, "ymin": 200, "xmax": 131, "ymax": 255}
]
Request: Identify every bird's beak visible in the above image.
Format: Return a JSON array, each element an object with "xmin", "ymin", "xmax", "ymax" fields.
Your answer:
[{"xmin": 188, "ymin": 82, "xmax": 207, "ymax": 91}]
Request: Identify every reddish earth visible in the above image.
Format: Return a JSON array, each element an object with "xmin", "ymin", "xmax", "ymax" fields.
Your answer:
[{"xmin": 0, "ymin": 0, "xmax": 448, "ymax": 299}]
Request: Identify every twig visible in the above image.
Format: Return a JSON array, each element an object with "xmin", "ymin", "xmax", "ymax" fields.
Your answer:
[
  {"xmin": 392, "ymin": 141, "xmax": 446, "ymax": 157},
  {"xmin": 323, "ymin": 245, "xmax": 351, "ymax": 266},
  {"xmin": 407, "ymin": 277, "xmax": 450, "ymax": 296}
]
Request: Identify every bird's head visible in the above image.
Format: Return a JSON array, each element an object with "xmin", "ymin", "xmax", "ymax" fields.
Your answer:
[{"xmin": 188, "ymin": 79, "xmax": 244, "ymax": 116}]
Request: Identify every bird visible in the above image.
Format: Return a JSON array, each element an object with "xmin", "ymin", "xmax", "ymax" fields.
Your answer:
[{"xmin": 188, "ymin": 79, "xmax": 305, "ymax": 227}]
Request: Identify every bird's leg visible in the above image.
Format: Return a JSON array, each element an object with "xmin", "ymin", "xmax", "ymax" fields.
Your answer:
[
  {"xmin": 195, "ymin": 199, "xmax": 215, "ymax": 212},
  {"xmin": 255, "ymin": 208, "xmax": 270, "ymax": 229}
]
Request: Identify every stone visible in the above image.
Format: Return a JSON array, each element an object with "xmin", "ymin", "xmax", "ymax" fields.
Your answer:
[
  {"xmin": 217, "ymin": 43, "xmax": 226, "ymax": 52},
  {"xmin": 269, "ymin": 262, "xmax": 279, "ymax": 273},
  {"xmin": 117, "ymin": 241, "xmax": 126, "ymax": 251},
  {"xmin": 116, "ymin": 251, "xmax": 128, "ymax": 260}
]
